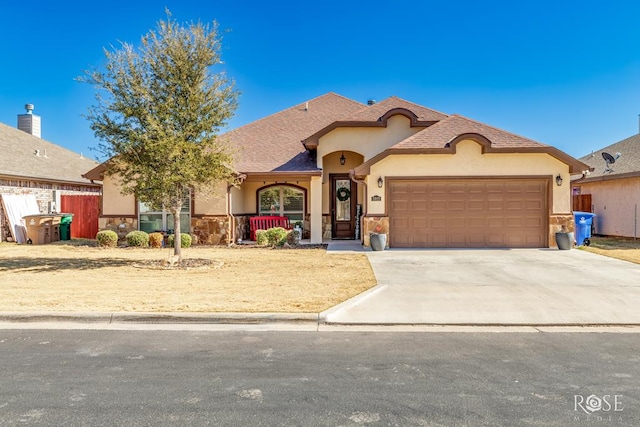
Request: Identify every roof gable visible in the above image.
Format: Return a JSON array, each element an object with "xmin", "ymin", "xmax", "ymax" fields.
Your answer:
[
  {"xmin": 354, "ymin": 114, "xmax": 590, "ymax": 175},
  {"xmin": 0, "ymin": 122, "xmax": 100, "ymax": 185},
  {"xmin": 224, "ymin": 92, "xmax": 364, "ymax": 173},
  {"xmin": 301, "ymin": 96, "xmax": 448, "ymax": 149},
  {"xmin": 392, "ymin": 114, "xmax": 548, "ymax": 150},
  {"xmin": 343, "ymin": 96, "xmax": 448, "ymax": 123}
]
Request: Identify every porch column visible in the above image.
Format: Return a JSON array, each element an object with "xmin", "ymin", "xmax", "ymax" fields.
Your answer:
[{"xmin": 310, "ymin": 175, "xmax": 323, "ymax": 244}]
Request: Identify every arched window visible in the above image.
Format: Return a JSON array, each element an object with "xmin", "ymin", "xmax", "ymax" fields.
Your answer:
[{"xmin": 258, "ymin": 185, "xmax": 305, "ymax": 221}]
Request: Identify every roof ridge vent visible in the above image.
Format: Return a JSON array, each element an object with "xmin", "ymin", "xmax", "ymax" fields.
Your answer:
[{"xmin": 367, "ymin": 99, "xmax": 376, "ymax": 106}]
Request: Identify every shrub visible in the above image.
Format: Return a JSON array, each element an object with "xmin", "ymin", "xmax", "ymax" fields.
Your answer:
[
  {"xmin": 96, "ymin": 230, "xmax": 118, "ymax": 248},
  {"xmin": 255, "ymin": 229, "xmax": 268, "ymax": 246},
  {"xmin": 148, "ymin": 232, "xmax": 164, "ymax": 248},
  {"xmin": 286, "ymin": 229, "xmax": 300, "ymax": 246},
  {"xmin": 265, "ymin": 227, "xmax": 288, "ymax": 247},
  {"xmin": 126, "ymin": 230, "xmax": 149, "ymax": 247},
  {"xmin": 167, "ymin": 233, "xmax": 192, "ymax": 248}
]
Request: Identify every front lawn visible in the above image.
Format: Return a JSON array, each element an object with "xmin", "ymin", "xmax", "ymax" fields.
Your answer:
[
  {"xmin": 0, "ymin": 241, "xmax": 376, "ymax": 313},
  {"xmin": 579, "ymin": 236, "xmax": 640, "ymax": 264}
]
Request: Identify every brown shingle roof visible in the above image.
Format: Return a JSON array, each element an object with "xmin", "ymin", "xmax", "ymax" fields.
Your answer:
[
  {"xmin": 578, "ymin": 134, "xmax": 640, "ymax": 180},
  {"xmin": 0, "ymin": 122, "xmax": 100, "ymax": 185},
  {"xmin": 392, "ymin": 114, "xmax": 548, "ymax": 149},
  {"xmin": 224, "ymin": 92, "xmax": 364, "ymax": 172},
  {"xmin": 343, "ymin": 96, "xmax": 448, "ymax": 123}
]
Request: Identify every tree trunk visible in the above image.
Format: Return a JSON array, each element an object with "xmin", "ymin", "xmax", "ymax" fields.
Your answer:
[{"xmin": 170, "ymin": 205, "xmax": 182, "ymax": 261}]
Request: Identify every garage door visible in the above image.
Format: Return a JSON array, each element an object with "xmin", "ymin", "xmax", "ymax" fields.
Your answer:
[{"xmin": 389, "ymin": 178, "xmax": 548, "ymax": 248}]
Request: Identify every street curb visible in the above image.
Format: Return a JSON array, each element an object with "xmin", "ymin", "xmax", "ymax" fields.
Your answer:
[
  {"xmin": 319, "ymin": 285, "xmax": 387, "ymax": 324},
  {"xmin": 0, "ymin": 311, "xmax": 319, "ymax": 325}
]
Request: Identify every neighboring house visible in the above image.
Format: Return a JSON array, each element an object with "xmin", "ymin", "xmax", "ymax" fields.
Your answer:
[
  {"xmin": 84, "ymin": 92, "xmax": 589, "ymax": 248},
  {"xmin": 573, "ymin": 133, "xmax": 640, "ymax": 238},
  {"xmin": 0, "ymin": 105, "xmax": 102, "ymax": 242}
]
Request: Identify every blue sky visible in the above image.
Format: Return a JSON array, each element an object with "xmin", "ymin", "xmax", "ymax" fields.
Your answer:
[{"xmin": 1, "ymin": 1, "xmax": 640, "ymax": 160}]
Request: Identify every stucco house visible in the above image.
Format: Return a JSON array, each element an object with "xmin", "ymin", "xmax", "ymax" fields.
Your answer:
[
  {"xmin": 0, "ymin": 105, "xmax": 102, "ymax": 242},
  {"xmin": 573, "ymin": 133, "xmax": 640, "ymax": 238},
  {"xmin": 84, "ymin": 92, "xmax": 589, "ymax": 248}
]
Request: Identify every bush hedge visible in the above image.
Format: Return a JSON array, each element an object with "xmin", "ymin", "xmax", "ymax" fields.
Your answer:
[
  {"xmin": 96, "ymin": 230, "xmax": 118, "ymax": 248},
  {"xmin": 265, "ymin": 227, "xmax": 288, "ymax": 247},
  {"xmin": 255, "ymin": 229, "xmax": 268, "ymax": 246},
  {"xmin": 126, "ymin": 230, "xmax": 149, "ymax": 247},
  {"xmin": 148, "ymin": 232, "xmax": 164, "ymax": 248},
  {"xmin": 167, "ymin": 233, "xmax": 192, "ymax": 248}
]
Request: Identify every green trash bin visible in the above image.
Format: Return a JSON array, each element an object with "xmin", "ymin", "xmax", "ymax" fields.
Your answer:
[{"xmin": 60, "ymin": 214, "xmax": 74, "ymax": 240}]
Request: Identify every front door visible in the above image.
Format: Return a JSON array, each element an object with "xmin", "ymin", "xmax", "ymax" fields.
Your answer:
[{"xmin": 331, "ymin": 174, "xmax": 357, "ymax": 239}]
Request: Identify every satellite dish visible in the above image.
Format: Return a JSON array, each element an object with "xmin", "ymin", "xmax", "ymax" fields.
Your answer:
[
  {"xmin": 602, "ymin": 152, "xmax": 615, "ymax": 164},
  {"xmin": 602, "ymin": 151, "xmax": 621, "ymax": 173}
]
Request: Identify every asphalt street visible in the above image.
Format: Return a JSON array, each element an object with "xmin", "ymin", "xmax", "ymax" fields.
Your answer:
[{"xmin": 0, "ymin": 330, "xmax": 638, "ymax": 426}]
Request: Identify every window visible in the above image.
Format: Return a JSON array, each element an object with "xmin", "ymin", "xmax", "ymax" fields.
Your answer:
[
  {"xmin": 139, "ymin": 192, "xmax": 191, "ymax": 234},
  {"xmin": 258, "ymin": 185, "xmax": 304, "ymax": 221}
]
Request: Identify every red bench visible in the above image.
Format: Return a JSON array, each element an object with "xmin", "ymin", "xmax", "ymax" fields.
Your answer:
[{"xmin": 249, "ymin": 216, "xmax": 291, "ymax": 241}]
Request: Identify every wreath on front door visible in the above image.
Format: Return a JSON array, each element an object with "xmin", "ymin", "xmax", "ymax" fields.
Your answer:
[{"xmin": 336, "ymin": 187, "xmax": 351, "ymax": 201}]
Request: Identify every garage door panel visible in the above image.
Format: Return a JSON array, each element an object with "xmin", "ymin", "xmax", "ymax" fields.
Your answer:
[
  {"xmin": 449, "ymin": 200, "xmax": 465, "ymax": 211},
  {"xmin": 468, "ymin": 200, "xmax": 485, "ymax": 211},
  {"xmin": 429, "ymin": 217, "xmax": 447, "ymax": 228},
  {"xmin": 389, "ymin": 179, "xmax": 547, "ymax": 248},
  {"xmin": 431, "ymin": 200, "xmax": 447, "ymax": 211},
  {"xmin": 411, "ymin": 217, "xmax": 428, "ymax": 228},
  {"xmin": 411, "ymin": 200, "xmax": 427, "ymax": 211},
  {"xmin": 468, "ymin": 217, "xmax": 485, "ymax": 228}
]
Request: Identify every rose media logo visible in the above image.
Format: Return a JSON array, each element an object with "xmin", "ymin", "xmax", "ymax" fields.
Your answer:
[{"xmin": 573, "ymin": 394, "xmax": 623, "ymax": 423}]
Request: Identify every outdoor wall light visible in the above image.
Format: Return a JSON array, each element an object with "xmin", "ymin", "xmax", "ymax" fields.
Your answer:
[
  {"xmin": 555, "ymin": 174, "xmax": 563, "ymax": 186},
  {"xmin": 339, "ymin": 152, "xmax": 346, "ymax": 165},
  {"xmin": 377, "ymin": 176, "xmax": 384, "ymax": 188}
]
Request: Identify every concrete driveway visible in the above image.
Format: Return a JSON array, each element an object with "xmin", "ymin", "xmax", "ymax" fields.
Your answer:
[{"xmin": 323, "ymin": 248, "xmax": 640, "ymax": 325}]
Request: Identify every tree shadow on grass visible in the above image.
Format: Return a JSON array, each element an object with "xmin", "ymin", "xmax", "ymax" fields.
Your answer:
[{"xmin": 0, "ymin": 257, "xmax": 134, "ymax": 273}]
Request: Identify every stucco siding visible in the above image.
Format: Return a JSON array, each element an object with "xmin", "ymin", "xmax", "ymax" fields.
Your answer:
[
  {"xmin": 316, "ymin": 115, "xmax": 421, "ymax": 167},
  {"xmin": 194, "ymin": 182, "xmax": 227, "ymax": 215},
  {"xmin": 579, "ymin": 177, "xmax": 640, "ymax": 238},
  {"xmin": 102, "ymin": 175, "xmax": 135, "ymax": 216},
  {"xmin": 367, "ymin": 140, "xmax": 570, "ymax": 214}
]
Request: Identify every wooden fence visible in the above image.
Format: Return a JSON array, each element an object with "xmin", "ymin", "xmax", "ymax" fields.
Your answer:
[{"xmin": 60, "ymin": 195, "xmax": 100, "ymax": 239}]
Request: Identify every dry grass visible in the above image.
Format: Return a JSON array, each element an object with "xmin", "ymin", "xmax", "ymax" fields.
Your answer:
[
  {"xmin": 0, "ymin": 241, "xmax": 376, "ymax": 313},
  {"xmin": 580, "ymin": 236, "xmax": 640, "ymax": 264}
]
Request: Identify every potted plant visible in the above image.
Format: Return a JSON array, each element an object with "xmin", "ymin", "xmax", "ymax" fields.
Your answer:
[{"xmin": 555, "ymin": 225, "xmax": 574, "ymax": 250}]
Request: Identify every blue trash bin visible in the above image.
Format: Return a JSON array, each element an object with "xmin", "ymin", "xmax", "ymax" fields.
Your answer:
[{"xmin": 573, "ymin": 211, "xmax": 596, "ymax": 246}]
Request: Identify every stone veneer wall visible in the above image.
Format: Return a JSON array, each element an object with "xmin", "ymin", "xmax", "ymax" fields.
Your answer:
[
  {"xmin": 549, "ymin": 214, "xmax": 575, "ymax": 248},
  {"xmin": 99, "ymin": 215, "xmax": 234, "ymax": 246},
  {"xmin": 1, "ymin": 180, "xmax": 100, "ymax": 242},
  {"xmin": 99, "ymin": 217, "xmax": 138, "ymax": 241},
  {"xmin": 362, "ymin": 216, "xmax": 389, "ymax": 248},
  {"xmin": 192, "ymin": 216, "xmax": 231, "ymax": 245}
]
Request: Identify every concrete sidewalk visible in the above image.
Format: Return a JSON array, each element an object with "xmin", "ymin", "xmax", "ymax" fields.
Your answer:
[{"xmin": 323, "ymin": 248, "xmax": 640, "ymax": 325}]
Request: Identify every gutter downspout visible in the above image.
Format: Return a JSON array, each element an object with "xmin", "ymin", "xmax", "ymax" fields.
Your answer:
[{"xmin": 350, "ymin": 170, "xmax": 367, "ymax": 244}]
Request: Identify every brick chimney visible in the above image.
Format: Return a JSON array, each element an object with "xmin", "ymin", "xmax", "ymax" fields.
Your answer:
[{"xmin": 17, "ymin": 104, "xmax": 41, "ymax": 138}]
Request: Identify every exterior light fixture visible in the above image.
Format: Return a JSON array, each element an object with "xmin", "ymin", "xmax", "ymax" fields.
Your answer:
[
  {"xmin": 339, "ymin": 152, "xmax": 346, "ymax": 165},
  {"xmin": 377, "ymin": 176, "xmax": 384, "ymax": 188},
  {"xmin": 555, "ymin": 175, "xmax": 563, "ymax": 186}
]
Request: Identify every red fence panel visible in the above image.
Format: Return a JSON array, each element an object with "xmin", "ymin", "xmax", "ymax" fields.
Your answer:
[{"xmin": 60, "ymin": 195, "xmax": 100, "ymax": 239}]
